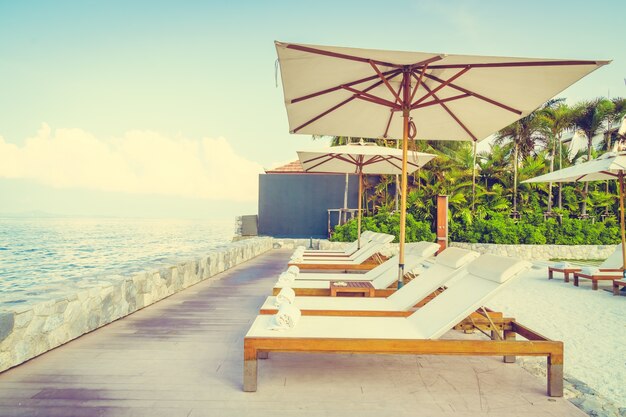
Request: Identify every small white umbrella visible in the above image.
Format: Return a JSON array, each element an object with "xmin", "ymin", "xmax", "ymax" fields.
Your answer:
[
  {"xmin": 523, "ymin": 151, "xmax": 626, "ymax": 269},
  {"xmin": 297, "ymin": 142, "xmax": 436, "ymax": 248}
]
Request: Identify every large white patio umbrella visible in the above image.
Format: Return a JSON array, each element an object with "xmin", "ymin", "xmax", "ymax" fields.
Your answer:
[
  {"xmin": 275, "ymin": 41, "xmax": 608, "ymax": 288},
  {"xmin": 297, "ymin": 142, "xmax": 436, "ymax": 248},
  {"xmin": 523, "ymin": 151, "xmax": 626, "ymax": 270}
]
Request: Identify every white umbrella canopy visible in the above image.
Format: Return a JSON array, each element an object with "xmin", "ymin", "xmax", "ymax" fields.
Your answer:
[
  {"xmin": 523, "ymin": 152, "xmax": 626, "ymax": 183},
  {"xmin": 275, "ymin": 40, "xmax": 609, "ymax": 288},
  {"xmin": 523, "ymin": 151, "xmax": 626, "ymax": 270},
  {"xmin": 297, "ymin": 143, "xmax": 435, "ymax": 175},
  {"xmin": 297, "ymin": 142, "xmax": 436, "ymax": 248},
  {"xmin": 277, "ymin": 42, "xmax": 609, "ymax": 141}
]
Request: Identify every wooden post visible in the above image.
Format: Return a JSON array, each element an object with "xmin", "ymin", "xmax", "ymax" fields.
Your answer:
[
  {"xmin": 547, "ymin": 354, "xmax": 564, "ymax": 397},
  {"xmin": 503, "ymin": 329, "xmax": 516, "ymax": 363},
  {"xmin": 243, "ymin": 344, "xmax": 258, "ymax": 392},
  {"xmin": 617, "ymin": 170, "xmax": 626, "ymax": 269},
  {"xmin": 357, "ymin": 172, "xmax": 363, "ymax": 249},
  {"xmin": 436, "ymin": 195, "xmax": 449, "ymax": 254},
  {"xmin": 397, "ymin": 70, "xmax": 411, "ymax": 289}
]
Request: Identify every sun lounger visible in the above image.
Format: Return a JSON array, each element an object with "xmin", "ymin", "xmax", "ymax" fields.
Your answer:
[
  {"xmin": 573, "ymin": 267, "xmax": 624, "ymax": 290},
  {"xmin": 292, "ymin": 233, "xmax": 394, "ymax": 262},
  {"xmin": 244, "ymin": 254, "xmax": 564, "ymax": 397},
  {"xmin": 263, "ymin": 247, "xmax": 479, "ymax": 316},
  {"xmin": 548, "ymin": 243, "xmax": 622, "ymax": 282},
  {"xmin": 612, "ymin": 280, "xmax": 626, "ymax": 295},
  {"xmin": 289, "ymin": 234, "xmax": 394, "ymax": 271},
  {"xmin": 300, "ymin": 231, "xmax": 376, "ymax": 257},
  {"xmin": 273, "ymin": 242, "xmax": 440, "ymax": 296},
  {"xmin": 293, "ymin": 241, "xmax": 440, "ymax": 281}
]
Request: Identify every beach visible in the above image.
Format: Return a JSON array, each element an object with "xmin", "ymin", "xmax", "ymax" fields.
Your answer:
[{"xmin": 488, "ymin": 263, "xmax": 625, "ymax": 410}]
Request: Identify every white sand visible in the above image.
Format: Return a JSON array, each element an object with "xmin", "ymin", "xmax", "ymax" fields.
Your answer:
[{"xmin": 487, "ymin": 264, "xmax": 625, "ymax": 406}]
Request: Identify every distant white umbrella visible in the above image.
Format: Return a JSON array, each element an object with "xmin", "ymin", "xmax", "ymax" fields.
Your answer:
[
  {"xmin": 275, "ymin": 41, "xmax": 608, "ymax": 288},
  {"xmin": 523, "ymin": 151, "xmax": 626, "ymax": 269},
  {"xmin": 297, "ymin": 142, "xmax": 436, "ymax": 248}
]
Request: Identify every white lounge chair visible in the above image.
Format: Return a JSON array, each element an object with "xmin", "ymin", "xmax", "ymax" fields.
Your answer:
[
  {"xmin": 300, "ymin": 230, "xmax": 376, "ymax": 256},
  {"xmin": 289, "ymin": 233, "xmax": 394, "ymax": 271},
  {"xmin": 292, "ymin": 233, "xmax": 394, "ymax": 262},
  {"xmin": 264, "ymin": 247, "xmax": 479, "ymax": 316},
  {"xmin": 548, "ymin": 243, "xmax": 622, "ymax": 282},
  {"xmin": 273, "ymin": 242, "xmax": 440, "ymax": 296},
  {"xmin": 244, "ymin": 255, "xmax": 564, "ymax": 397}
]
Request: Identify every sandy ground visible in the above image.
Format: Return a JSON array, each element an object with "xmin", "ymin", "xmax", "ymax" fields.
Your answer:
[{"xmin": 487, "ymin": 263, "xmax": 626, "ymax": 408}]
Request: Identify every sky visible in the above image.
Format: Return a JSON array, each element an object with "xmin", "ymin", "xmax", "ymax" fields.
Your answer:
[{"xmin": 0, "ymin": 0, "xmax": 624, "ymax": 219}]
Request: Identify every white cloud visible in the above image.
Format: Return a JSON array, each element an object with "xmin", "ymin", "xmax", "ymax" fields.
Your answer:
[{"xmin": 0, "ymin": 124, "xmax": 263, "ymax": 202}]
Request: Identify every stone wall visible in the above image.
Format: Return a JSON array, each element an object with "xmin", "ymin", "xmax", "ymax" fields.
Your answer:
[
  {"xmin": 449, "ymin": 242, "xmax": 617, "ymax": 261},
  {"xmin": 0, "ymin": 237, "xmax": 273, "ymax": 373},
  {"xmin": 272, "ymin": 238, "xmax": 618, "ymax": 261}
]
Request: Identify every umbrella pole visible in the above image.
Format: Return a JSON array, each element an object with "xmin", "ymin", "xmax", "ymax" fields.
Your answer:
[
  {"xmin": 358, "ymin": 173, "xmax": 363, "ymax": 250},
  {"xmin": 617, "ymin": 171, "xmax": 626, "ymax": 269},
  {"xmin": 398, "ymin": 72, "xmax": 411, "ymax": 289}
]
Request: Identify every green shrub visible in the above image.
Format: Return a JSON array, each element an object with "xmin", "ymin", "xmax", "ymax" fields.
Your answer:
[
  {"xmin": 332, "ymin": 212, "xmax": 621, "ymax": 245},
  {"xmin": 331, "ymin": 212, "xmax": 435, "ymax": 243}
]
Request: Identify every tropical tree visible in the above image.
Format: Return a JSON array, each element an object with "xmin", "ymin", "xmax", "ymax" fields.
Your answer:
[
  {"xmin": 570, "ymin": 98, "xmax": 611, "ymax": 216},
  {"xmin": 494, "ymin": 112, "xmax": 544, "ymax": 215},
  {"xmin": 538, "ymin": 101, "xmax": 573, "ymax": 211}
]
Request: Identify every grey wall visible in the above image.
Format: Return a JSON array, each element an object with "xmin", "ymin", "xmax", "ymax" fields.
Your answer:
[{"xmin": 258, "ymin": 174, "xmax": 359, "ymax": 238}]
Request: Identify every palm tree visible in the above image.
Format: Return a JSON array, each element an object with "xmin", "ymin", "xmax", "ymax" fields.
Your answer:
[
  {"xmin": 601, "ymin": 97, "xmax": 626, "ymax": 152},
  {"xmin": 538, "ymin": 102, "xmax": 573, "ymax": 211},
  {"xmin": 494, "ymin": 112, "xmax": 544, "ymax": 215},
  {"xmin": 570, "ymin": 99, "xmax": 611, "ymax": 216}
]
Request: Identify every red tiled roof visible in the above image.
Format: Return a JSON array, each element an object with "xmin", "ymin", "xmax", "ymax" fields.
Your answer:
[{"xmin": 265, "ymin": 160, "xmax": 305, "ymax": 174}]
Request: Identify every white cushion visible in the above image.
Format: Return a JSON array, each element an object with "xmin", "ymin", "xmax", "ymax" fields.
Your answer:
[
  {"xmin": 467, "ymin": 254, "xmax": 530, "ymax": 284},
  {"xmin": 435, "ymin": 248, "xmax": 479, "ymax": 269},
  {"xmin": 407, "ymin": 242, "xmax": 440, "ymax": 258}
]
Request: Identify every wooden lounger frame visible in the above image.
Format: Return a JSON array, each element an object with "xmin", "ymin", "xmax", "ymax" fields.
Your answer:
[
  {"xmin": 243, "ymin": 318, "xmax": 563, "ymax": 397},
  {"xmin": 613, "ymin": 279, "xmax": 626, "ymax": 295},
  {"xmin": 573, "ymin": 268, "xmax": 623, "ymax": 290},
  {"xmin": 261, "ymin": 292, "xmax": 439, "ymax": 316},
  {"xmin": 289, "ymin": 254, "xmax": 387, "ymax": 272},
  {"xmin": 547, "ymin": 266, "xmax": 580, "ymax": 282}
]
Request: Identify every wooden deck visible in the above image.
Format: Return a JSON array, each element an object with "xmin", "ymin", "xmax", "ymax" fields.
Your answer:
[{"xmin": 0, "ymin": 249, "xmax": 586, "ymax": 416}]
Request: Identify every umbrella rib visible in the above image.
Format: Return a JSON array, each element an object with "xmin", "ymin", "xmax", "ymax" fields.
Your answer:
[
  {"xmin": 408, "ymin": 55, "xmax": 446, "ymax": 70},
  {"xmin": 421, "ymin": 83, "xmax": 478, "ymax": 141},
  {"xmin": 284, "ymin": 43, "xmax": 404, "ymax": 68},
  {"xmin": 291, "ymin": 69, "xmax": 402, "ymax": 104},
  {"xmin": 412, "ymin": 93, "xmax": 471, "ymax": 110},
  {"xmin": 409, "ymin": 66, "xmax": 429, "ymax": 104},
  {"xmin": 369, "ymin": 61, "xmax": 404, "ymax": 103},
  {"xmin": 341, "ymin": 85, "xmax": 400, "ymax": 109},
  {"xmin": 425, "ymin": 60, "xmax": 604, "ymax": 69},
  {"xmin": 422, "ymin": 73, "xmax": 522, "ymax": 115},
  {"xmin": 412, "ymin": 67, "xmax": 470, "ymax": 107},
  {"xmin": 383, "ymin": 109, "xmax": 395, "ymax": 139},
  {"xmin": 305, "ymin": 155, "xmax": 336, "ymax": 172},
  {"xmin": 600, "ymin": 171, "xmax": 619, "ymax": 178},
  {"xmin": 383, "ymin": 76, "xmax": 407, "ymax": 138},
  {"xmin": 292, "ymin": 73, "xmax": 402, "ymax": 133}
]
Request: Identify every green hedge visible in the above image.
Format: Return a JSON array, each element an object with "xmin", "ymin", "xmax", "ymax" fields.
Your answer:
[
  {"xmin": 330, "ymin": 212, "xmax": 435, "ymax": 243},
  {"xmin": 331, "ymin": 212, "xmax": 621, "ymax": 245}
]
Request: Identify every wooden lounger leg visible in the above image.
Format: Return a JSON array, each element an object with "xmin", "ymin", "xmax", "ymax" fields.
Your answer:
[
  {"xmin": 591, "ymin": 280, "xmax": 598, "ymax": 291},
  {"xmin": 243, "ymin": 344, "xmax": 258, "ymax": 392},
  {"xmin": 564, "ymin": 271, "xmax": 570, "ymax": 283},
  {"xmin": 573, "ymin": 275, "xmax": 579, "ymax": 286},
  {"xmin": 548, "ymin": 269, "xmax": 553, "ymax": 280},
  {"xmin": 258, "ymin": 351, "xmax": 269, "ymax": 359},
  {"xmin": 547, "ymin": 355, "xmax": 564, "ymax": 397},
  {"xmin": 503, "ymin": 330, "xmax": 516, "ymax": 363}
]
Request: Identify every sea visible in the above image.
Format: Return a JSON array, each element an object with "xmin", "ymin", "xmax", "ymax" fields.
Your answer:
[{"xmin": 0, "ymin": 217, "xmax": 235, "ymax": 310}]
